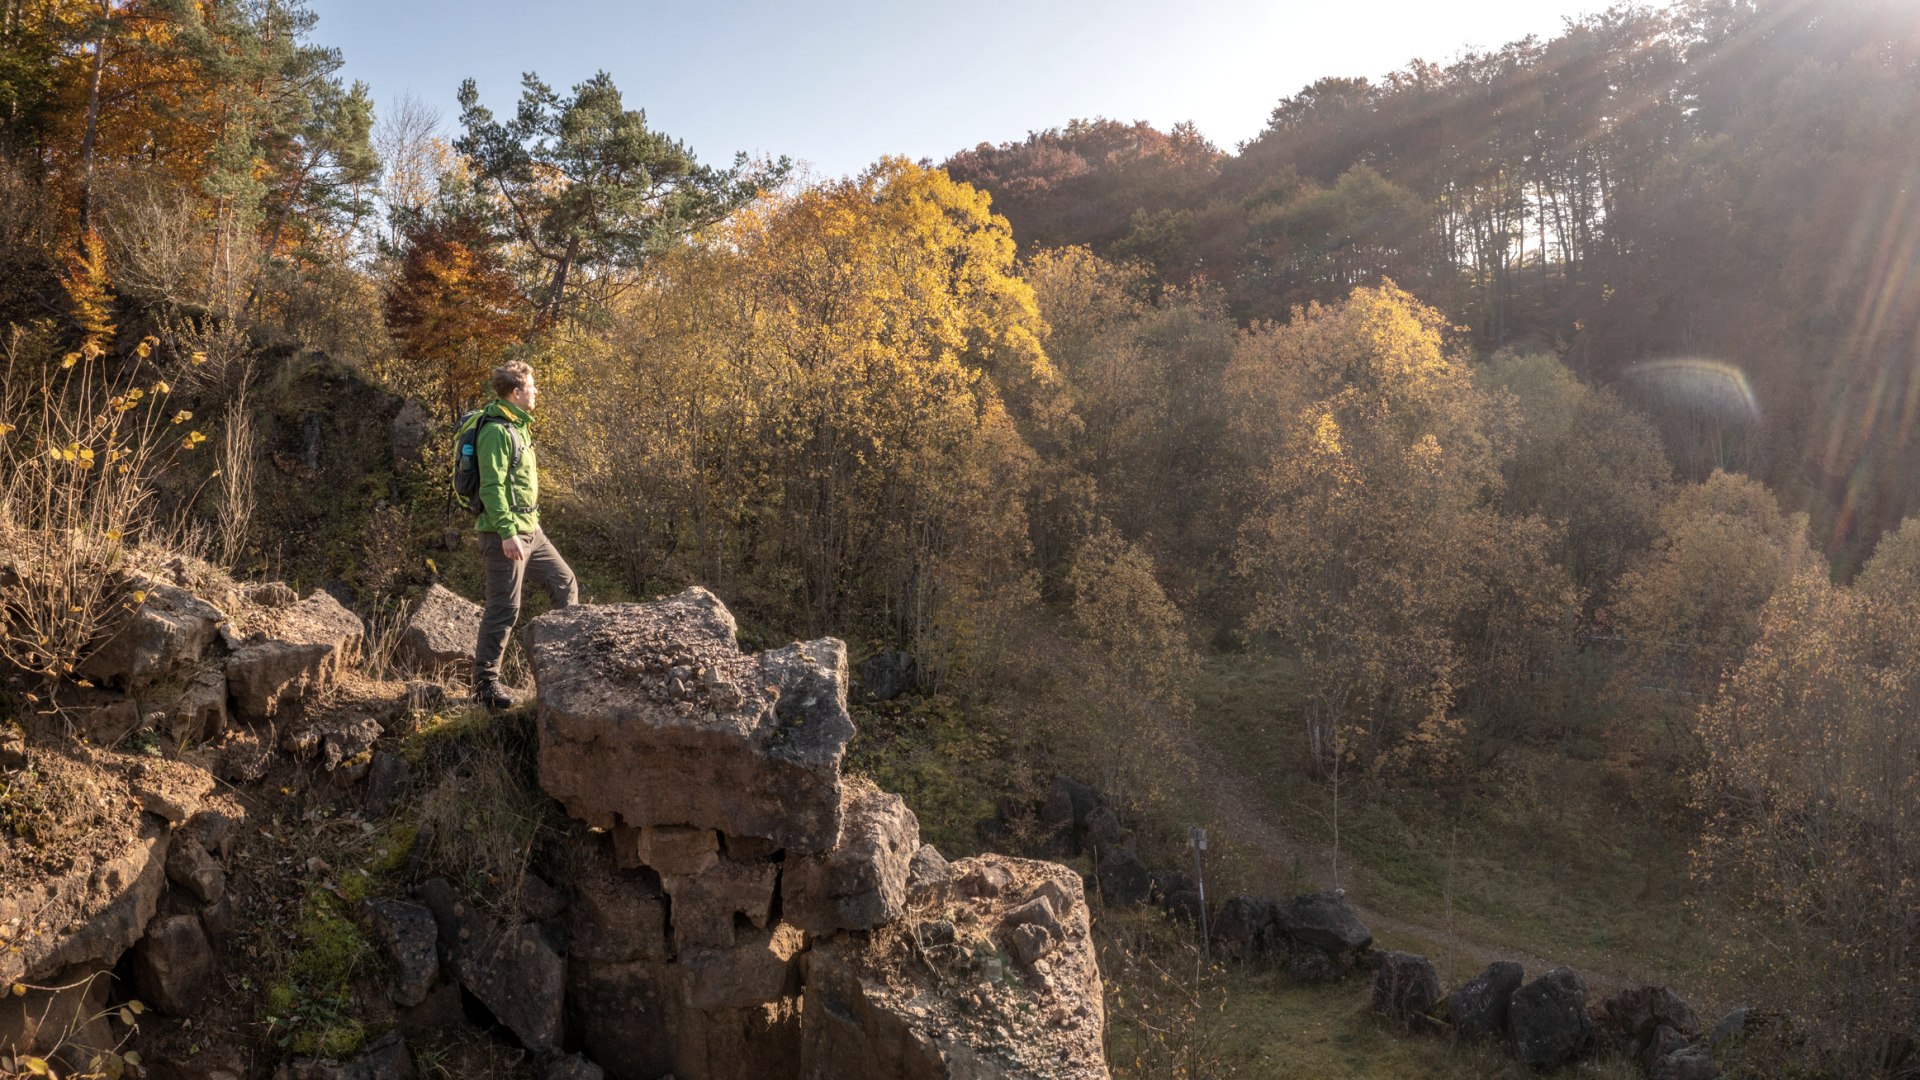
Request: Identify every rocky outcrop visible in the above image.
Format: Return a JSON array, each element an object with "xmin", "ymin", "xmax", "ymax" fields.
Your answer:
[
  {"xmin": 783, "ymin": 782, "xmax": 918, "ymax": 933},
  {"xmin": 394, "ymin": 584, "xmax": 481, "ymax": 674},
  {"xmin": 79, "ymin": 578, "xmax": 227, "ymax": 690},
  {"xmin": 528, "ymin": 588, "xmax": 855, "ymax": 853},
  {"xmin": 227, "ymin": 589, "xmax": 365, "ymax": 718},
  {"xmin": 526, "ymin": 589, "xmax": 1109, "ymax": 1079},
  {"xmin": 0, "ymin": 818, "xmax": 168, "ymax": 988}
]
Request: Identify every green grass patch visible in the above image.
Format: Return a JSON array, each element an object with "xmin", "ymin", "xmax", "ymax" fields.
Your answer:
[{"xmin": 265, "ymin": 887, "xmax": 374, "ymax": 1059}]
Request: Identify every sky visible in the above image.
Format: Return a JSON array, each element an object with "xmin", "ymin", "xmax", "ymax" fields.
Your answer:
[{"xmin": 312, "ymin": 0, "xmax": 1606, "ymax": 179}]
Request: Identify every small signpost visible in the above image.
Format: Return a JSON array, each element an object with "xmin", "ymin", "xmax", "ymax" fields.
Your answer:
[{"xmin": 1189, "ymin": 826, "xmax": 1210, "ymax": 966}]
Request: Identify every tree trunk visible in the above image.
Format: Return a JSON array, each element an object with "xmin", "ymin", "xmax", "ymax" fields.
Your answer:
[{"xmin": 77, "ymin": 1, "xmax": 110, "ymax": 233}]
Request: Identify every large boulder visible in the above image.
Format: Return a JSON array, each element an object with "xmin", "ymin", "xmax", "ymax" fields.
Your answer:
[
  {"xmin": 1370, "ymin": 951, "xmax": 1441, "ymax": 1027},
  {"xmin": 394, "ymin": 584, "xmax": 481, "ymax": 674},
  {"xmin": 854, "ymin": 650, "xmax": 917, "ymax": 701},
  {"xmin": 1443, "ymin": 959, "xmax": 1524, "ymax": 1040},
  {"xmin": 78, "ymin": 579, "xmax": 226, "ymax": 690},
  {"xmin": 130, "ymin": 913, "xmax": 215, "ymax": 1015},
  {"xmin": 783, "ymin": 782, "xmax": 920, "ymax": 934},
  {"xmin": 1, "ymin": 817, "xmax": 168, "ymax": 988},
  {"xmin": 1593, "ymin": 985, "xmax": 1702, "ymax": 1065},
  {"xmin": 417, "ymin": 878, "xmax": 565, "ymax": 1054},
  {"xmin": 527, "ymin": 588, "xmax": 854, "ymax": 854},
  {"xmin": 1509, "ymin": 966, "xmax": 1593, "ymax": 1068},
  {"xmin": 799, "ymin": 856, "xmax": 1107, "ymax": 1080},
  {"xmin": 227, "ymin": 590, "xmax": 365, "ymax": 719},
  {"xmin": 365, "ymin": 899, "xmax": 439, "ymax": 1008},
  {"xmin": 1274, "ymin": 887, "xmax": 1367, "ymax": 960}
]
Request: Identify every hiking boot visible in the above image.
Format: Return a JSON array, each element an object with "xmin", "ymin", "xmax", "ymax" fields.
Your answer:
[{"xmin": 472, "ymin": 680, "xmax": 514, "ymax": 713}]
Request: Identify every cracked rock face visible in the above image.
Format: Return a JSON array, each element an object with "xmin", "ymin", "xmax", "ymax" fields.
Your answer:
[
  {"xmin": 227, "ymin": 591, "xmax": 365, "ymax": 719},
  {"xmin": 528, "ymin": 588, "xmax": 854, "ymax": 854}
]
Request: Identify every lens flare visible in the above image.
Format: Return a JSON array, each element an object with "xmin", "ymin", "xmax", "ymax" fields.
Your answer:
[{"xmin": 1623, "ymin": 359, "xmax": 1762, "ymax": 424}]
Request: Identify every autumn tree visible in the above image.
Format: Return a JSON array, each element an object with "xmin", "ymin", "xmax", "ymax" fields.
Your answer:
[
  {"xmin": 383, "ymin": 210, "xmax": 526, "ymax": 420},
  {"xmin": 1481, "ymin": 351, "xmax": 1672, "ymax": 608},
  {"xmin": 1692, "ymin": 518, "xmax": 1920, "ymax": 1072},
  {"xmin": 455, "ymin": 71, "xmax": 784, "ymax": 326},
  {"xmin": 545, "ymin": 160, "xmax": 1049, "ymax": 675},
  {"xmin": 1229, "ymin": 282, "xmax": 1575, "ymax": 779},
  {"xmin": 1604, "ymin": 471, "xmax": 1817, "ymax": 707}
]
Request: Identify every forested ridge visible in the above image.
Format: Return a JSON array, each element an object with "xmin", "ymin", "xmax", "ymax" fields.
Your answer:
[{"xmin": 0, "ymin": 0, "xmax": 1916, "ymax": 1076}]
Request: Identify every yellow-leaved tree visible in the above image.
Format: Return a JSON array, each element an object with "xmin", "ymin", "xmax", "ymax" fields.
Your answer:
[
  {"xmin": 1691, "ymin": 518, "xmax": 1920, "ymax": 1073},
  {"xmin": 1601, "ymin": 470, "xmax": 1819, "ymax": 805},
  {"xmin": 1228, "ymin": 281, "xmax": 1575, "ymax": 781},
  {"xmin": 549, "ymin": 160, "xmax": 1049, "ymax": 679}
]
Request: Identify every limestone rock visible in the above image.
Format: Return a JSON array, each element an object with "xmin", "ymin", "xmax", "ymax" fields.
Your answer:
[
  {"xmin": 228, "ymin": 590, "xmax": 365, "ymax": 719},
  {"xmin": 246, "ymin": 581, "xmax": 298, "ymax": 608},
  {"xmin": 612, "ymin": 823, "xmax": 719, "ymax": 876},
  {"xmin": 663, "ymin": 857, "xmax": 779, "ymax": 951},
  {"xmin": 129, "ymin": 759, "xmax": 213, "ymax": 824},
  {"xmin": 417, "ymin": 878, "xmax": 565, "ymax": 1053},
  {"xmin": 681, "ymin": 922, "xmax": 806, "ymax": 1010},
  {"xmin": 0, "ymin": 728, "xmax": 25, "ymax": 772},
  {"xmin": 366, "ymin": 899, "xmax": 439, "ymax": 1007},
  {"xmin": 395, "ymin": 584, "xmax": 481, "ymax": 674},
  {"xmin": 569, "ymin": 849, "xmax": 671, "ymax": 964},
  {"xmin": 1510, "ymin": 965, "xmax": 1593, "ymax": 1069},
  {"xmin": 528, "ymin": 588, "xmax": 854, "ymax": 854},
  {"xmin": 1, "ymin": 819, "xmax": 168, "ymax": 986},
  {"xmin": 164, "ymin": 831, "xmax": 225, "ymax": 905},
  {"xmin": 1094, "ymin": 849, "xmax": 1151, "ymax": 908},
  {"xmin": 1370, "ymin": 951, "xmax": 1441, "ymax": 1027},
  {"xmin": 1444, "ymin": 959, "xmax": 1524, "ymax": 1040},
  {"xmin": 66, "ymin": 690, "xmax": 142, "ymax": 745},
  {"xmin": 906, "ymin": 844, "xmax": 952, "ymax": 904},
  {"xmin": 364, "ymin": 751, "xmax": 411, "ymax": 817},
  {"xmin": 131, "ymin": 913, "xmax": 214, "ymax": 1015},
  {"xmin": 1594, "ymin": 985, "xmax": 1701, "ymax": 1064},
  {"xmin": 801, "ymin": 857, "xmax": 1106, "ymax": 1079},
  {"xmin": 568, "ymin": 957, "xmax": 802, "ymax": 1080},
  {"xmin": 79, "ymin": 579, "xmax": 226, "ymax": 690},
  {"xmin": 283, "ymin": 712, "xmax": 382, "ymax": 771},
  {"xmin": 152, "ymin": 665, "xmax": 229, "ymax": 745},
  {"xmin": 783, "ymin": 783, "xmax": 919, "ymax": 933}
]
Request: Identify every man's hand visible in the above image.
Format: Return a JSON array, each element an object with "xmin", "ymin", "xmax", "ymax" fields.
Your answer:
[{"xmin": 502, "ymin": 534, "xmax": 528, "ymax": 561}]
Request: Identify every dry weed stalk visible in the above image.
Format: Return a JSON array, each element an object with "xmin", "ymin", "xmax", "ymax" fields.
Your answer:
[{"xmin": 0, "ymin": 326, "xmax": 209, "ymax": 680}]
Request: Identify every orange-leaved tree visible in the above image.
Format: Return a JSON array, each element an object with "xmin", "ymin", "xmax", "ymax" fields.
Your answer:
[{"xmin": 383, "ymin": 214, "xmax": 526, "ymax": 421}]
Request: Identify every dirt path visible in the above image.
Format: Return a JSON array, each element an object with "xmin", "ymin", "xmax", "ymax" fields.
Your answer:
[{"xmin": 1181, "ymin": 733, "xmax": 1671, "ymax": 997}]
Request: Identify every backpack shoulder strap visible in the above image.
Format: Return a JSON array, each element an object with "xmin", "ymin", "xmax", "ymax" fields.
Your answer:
[{"xmin": 477, "ymin": 412, "xmax": 524, "ymax": 471}]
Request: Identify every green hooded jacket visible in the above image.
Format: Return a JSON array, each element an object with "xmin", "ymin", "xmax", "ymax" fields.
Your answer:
[{"xmin": 474, "ymin": 398, "xmax": 540, "ymax": 538}]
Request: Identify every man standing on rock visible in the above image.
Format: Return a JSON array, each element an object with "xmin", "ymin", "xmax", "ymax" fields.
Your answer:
[{"xmin": 472, "ymin": 360, "xmax": 577, "ymax": 711}]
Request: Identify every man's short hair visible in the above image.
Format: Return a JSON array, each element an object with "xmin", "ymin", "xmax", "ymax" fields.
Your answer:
[{"xmin": 491, "ymin": 360, "xmax": 534, "ymax": 399}]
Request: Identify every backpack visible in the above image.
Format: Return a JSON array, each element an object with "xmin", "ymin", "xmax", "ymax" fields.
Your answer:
[{"xmin": 452, "ymin": 409, "xmax": 524, "ymax": 516}]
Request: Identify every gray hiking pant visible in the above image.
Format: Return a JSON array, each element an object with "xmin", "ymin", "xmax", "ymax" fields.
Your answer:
[{"xmin": 474, "ymin": 527, "xmax": 577, "ymax": 685}]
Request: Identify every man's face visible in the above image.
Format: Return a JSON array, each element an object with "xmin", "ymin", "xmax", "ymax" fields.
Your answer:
[{"xmin": 513, "ymin": 375, "xmax": 538, "ymax": 411}]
